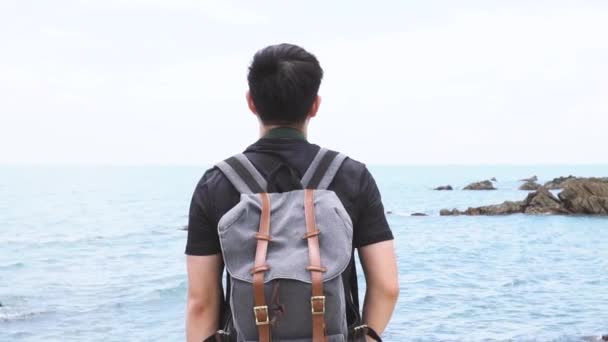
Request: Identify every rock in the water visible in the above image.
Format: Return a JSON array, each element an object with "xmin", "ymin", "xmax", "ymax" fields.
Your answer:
[
  {"xmin": 543, "ymin": 175, "xmax": 577, "ymax": 189},
  {"xmin": 411, "ymin": 212, "xmax": 428, "ymax": 216},
  {"xmin": 523, "ymin": 187, "xmax": 569, "ymax": 214},
  {"xmin": 558, "ymin": 179, "xmax": 608, "ymax": 215},
  {"xmin": 463, "ymin": 180, "xmax": 496, "ymax": 190},
  {"xmin": 440, "ymin": 208, "xmax": 460, "ymax": 216},
  {"xmin": 434, "ymin": 185, "xmax": 453, "ymax": 191},
  {"xmin": 519, "ymin": 180, "xmax": 541, "ymax": 191},
  {"xmin": 386, "ymin": 210, "xmax": 393, "ymax": 215},
  {"xmin": 544, "ymin": 176, "xmax": 608, "ymax": 190},
  {"xmin": 490, "ymin": 177, "xmax": 497, "ymax": 182},
  {"xmin": 459, "ymin": 201, "xmax": 524, "ymax": 216},
  {"xmin": 441, "ymin": 187, "xmax": 567, "ymax": 215},
  {"xmin": 441, "ymin": 179, "xmax": 608, "ymax": 216},
  {"xmin": 520, "ymin": 175, "xmax": 538, "ymax": 182}
]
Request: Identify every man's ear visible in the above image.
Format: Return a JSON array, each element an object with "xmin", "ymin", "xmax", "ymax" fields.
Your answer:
[
  {"xmin": 246, "ymin": 91, "xmax": 257, "ymax": 115},
  {"xmin": 308, "ymin": 95, "xmax": 321, "ymax": 118}
]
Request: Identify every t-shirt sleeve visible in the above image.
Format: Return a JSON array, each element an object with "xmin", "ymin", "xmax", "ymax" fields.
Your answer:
[
  {"xmin": 353, "ymin": 166, "xmax": 394, "ymax": 248},
  {"xmin": 185, "ymin": 172, "xmax": 222, "ymax": 256}
]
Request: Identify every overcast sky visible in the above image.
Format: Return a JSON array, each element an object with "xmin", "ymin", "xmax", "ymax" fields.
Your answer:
[{"xmin": 1, "ymin": 0, "xmax": 607, "ymax": 165}]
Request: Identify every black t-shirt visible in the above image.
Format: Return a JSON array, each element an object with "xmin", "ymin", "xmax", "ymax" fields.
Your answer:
[{"xmin": 185, "ymin": 135, "xmax": 393, "ymax": 256}]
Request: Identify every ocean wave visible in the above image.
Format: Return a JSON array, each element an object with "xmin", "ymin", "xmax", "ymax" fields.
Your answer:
[
  {"xmin": 148, "ymin": 281, "xmax": 187, "ymax": 301},
  {"xmin": 103, "ymin": 280, "xmax": 187, "ymax": 308},
  {"xmin": 0, "ymin": 308, "xmax": 50, "ymax": 322},
  {"xmin": 0, "ymin": 227, "xmax": 181, "ymax": 246},
  {"xmin": 501, "ymin": 278, "xmax": 539, "ymax": 288},
  {"xmin": 387, "ymin": 211, "xmax": 430, "ymax": 217},
  {"xmin": 0, "ymin": 262, "xmax": 25, "ymax": 270},
  {"xmin": 515, "ymin": 334, "xmax": 608, "ymax": 342}
]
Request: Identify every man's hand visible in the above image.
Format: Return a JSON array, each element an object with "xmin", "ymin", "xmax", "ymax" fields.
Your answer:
[
  {"xmin": 358, "ymin": 240, "xmax": 399, "ymax": 337},
  {"xmin": 186, "ymin": 254, "xmax": 223, "ymax": 342}
]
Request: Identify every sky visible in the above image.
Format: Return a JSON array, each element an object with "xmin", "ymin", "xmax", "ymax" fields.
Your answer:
[{"xmin": 1, "ymin": 0, "xmax": 607, "ymax": 165}]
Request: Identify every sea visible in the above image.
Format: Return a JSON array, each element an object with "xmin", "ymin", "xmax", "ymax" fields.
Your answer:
[{"xmin": 1, "ymin": 165, "xmax": 607, "ymax": 342}]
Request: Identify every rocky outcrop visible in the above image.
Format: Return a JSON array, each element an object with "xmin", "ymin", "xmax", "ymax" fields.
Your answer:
[
  {"xmin": 520, "ymin": 175, "xmax": 538, "ymax": 182},
  {"xmin": 440, "ymin": 208, "xmax": 459, "ymax": 216},
  {"xmin": 441, "ymin": 201, "xmax": 523, "ymax": 216},
  {"xmin": 523, "ymin": 187, "xmax": 569, "ymax": 214},
  {"xmin": 544, "ymin": 176, "xmax": 608, "ymax": 190},
  {"xmin": 558, "ymin": 179, "xmax": 608, "ymax": 215},
  {"xmin": 441, "ymin": 187, "xmax": 570, "ymax": 216},
  {"xmin": 442, "ymin": 179, "xmax": 608, "ymax": 216},
  {"xmin": 490, "ymin": 177, "xmax": 497, "ymax": 182},
  {"xmin": 543, "ymin": 175, "xmax": 577, "ymax": 189},
  {"xmin": 411, "ymin": 212, "xmax": 428, "ymax": 216},
  {"xmin": 434, "ymin": 185, "xmax": 453, "ymax": 191},
  {"xmin": 463, "ymin": 180, "xmax": 496, "ymax": 190},
  {"xmin": 519, "ymin": 180, "xmax": 541, "ymax": 191}
]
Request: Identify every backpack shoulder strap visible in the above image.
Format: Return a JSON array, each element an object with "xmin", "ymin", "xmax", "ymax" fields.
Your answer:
[
  {"xmin": 301, "ymin": 147, "xmax": 348, "ymax": 190},
  {"xmin": 215, "ymin": 154, "xmax": 267, "ymax": 194}
]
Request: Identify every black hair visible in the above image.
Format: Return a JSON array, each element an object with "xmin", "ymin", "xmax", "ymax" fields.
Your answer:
[{"xmin": 247, "ymin": 43, "xmax": 323, "ymax": 125}]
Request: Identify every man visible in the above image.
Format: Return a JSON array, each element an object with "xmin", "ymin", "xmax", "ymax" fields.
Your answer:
[{"xmin": 185, "ymin": 43, "xmax": 398, "ymax": 342}]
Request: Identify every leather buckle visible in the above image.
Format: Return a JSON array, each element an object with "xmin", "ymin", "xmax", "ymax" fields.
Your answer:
[
  {"xmin": 310, "ymin": 296, "xmax": 325, "ymax": 315},
  {"xmin": 253, "ymin": 305, "xmax": 270, "ymax": 325}
]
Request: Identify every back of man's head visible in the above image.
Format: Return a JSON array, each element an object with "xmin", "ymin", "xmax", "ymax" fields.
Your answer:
[{"xmin": 247, "ymin": 43, "xmax": 323, "ymax": 125}]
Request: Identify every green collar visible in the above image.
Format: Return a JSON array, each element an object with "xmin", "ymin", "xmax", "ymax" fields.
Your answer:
[{"xmin": 263, "ymin": 127, "xmax": 307, "ymax": 141}]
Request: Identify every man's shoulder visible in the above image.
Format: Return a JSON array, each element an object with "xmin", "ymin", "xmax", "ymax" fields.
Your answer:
[
  {"xmin": 332, "ymin": 151, "xmax": 369, "ymax": 183},
  {"xmin": 339, "ymin": 153, "xmax": 366, "ymax": 172},
  {"xmin": 197, "ymin": 152, "xmax": 252, "ymax": 186},
  {"xmin": 194, "ymin": 165, "xmax": 234, "ymax": 197}
]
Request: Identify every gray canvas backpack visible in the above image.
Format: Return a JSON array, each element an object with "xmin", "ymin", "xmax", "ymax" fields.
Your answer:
[{"xmin": 208, "ymin": 148, "xmax": 382, "ymax": 342}]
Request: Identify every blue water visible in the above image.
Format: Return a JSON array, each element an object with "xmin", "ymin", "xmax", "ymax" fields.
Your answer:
[{"xmin": 1, "ymin": 165, "xmax": 607, "ymax": 341}]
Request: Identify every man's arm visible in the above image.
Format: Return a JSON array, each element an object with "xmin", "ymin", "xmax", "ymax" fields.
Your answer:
[
  {"xmin": 186, "ymin": 254, "xmax": 223, "ymax": 342},
  {"xmin": 358, "ymin": 240, "xmax": 399, "ymax": 336}
]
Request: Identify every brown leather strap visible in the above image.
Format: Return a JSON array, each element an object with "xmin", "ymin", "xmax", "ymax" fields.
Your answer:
[
  {"xmin": 252, "ymin": 193, "xmax": 272, "ymax": 342},
  {"xmin": 306, "ymin": 265, "xmax": 327, "ymax": 272},
  {"xmin": 255, "ymin": 233, "xmax": 273, "ymax": 241},
  {"xmin": 302, "ymin": 229, "xmax": 321, "ymax": 239},
  {"xmin": 304, "ymin": 189, "xmax": 326, "ymax": 342},
  {"xmin": 251, "ymin": 265, "xmax": 270, "ymax": 274}
]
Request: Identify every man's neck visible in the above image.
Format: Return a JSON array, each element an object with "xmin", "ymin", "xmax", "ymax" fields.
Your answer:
[{"xmin": 260, "ymin": 124, "xmax": 307, "ymax": 139}]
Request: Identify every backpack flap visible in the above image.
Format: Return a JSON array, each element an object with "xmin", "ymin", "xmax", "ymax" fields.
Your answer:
[{"xmin": 218, "ymin": 189, "xmax": 352, "ymax": 284}]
